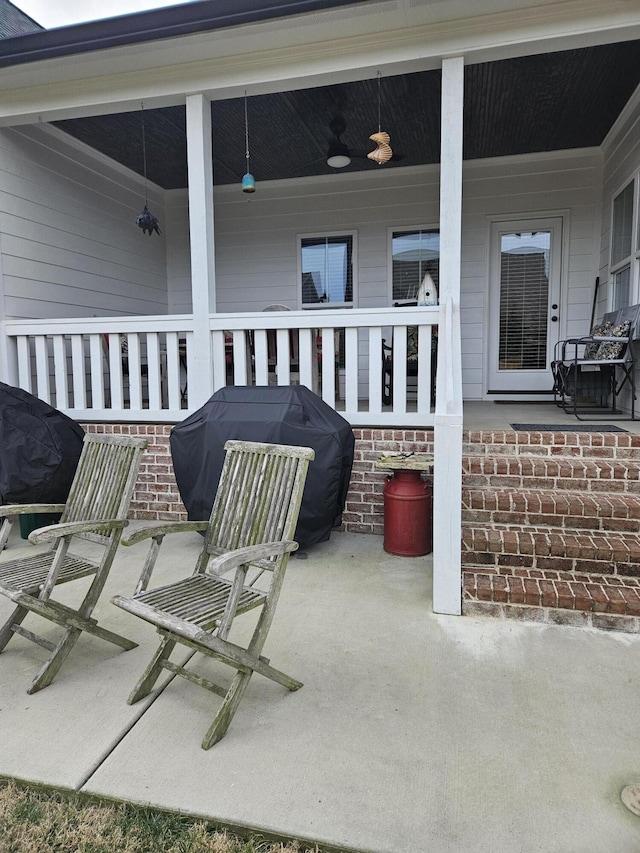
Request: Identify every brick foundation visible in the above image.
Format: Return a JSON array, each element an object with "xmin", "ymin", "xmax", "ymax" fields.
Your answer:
[
  {"xmin": 82, "ymin": 423, "xmax": 640, "ymax": 633},
  {"xmin": 82, "ymin": 423, "xmax": 435, "ymax": 532}
]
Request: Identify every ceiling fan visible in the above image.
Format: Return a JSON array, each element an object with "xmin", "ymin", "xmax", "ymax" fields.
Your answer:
[{"xmin": 325, "ymin": 114, "xmax": 404, "ymax": 168}]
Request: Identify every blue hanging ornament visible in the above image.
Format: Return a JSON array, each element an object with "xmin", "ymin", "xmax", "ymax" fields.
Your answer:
[{"xmin": 242, "ymin": 92, "xmax": 256, "ymax": 193}]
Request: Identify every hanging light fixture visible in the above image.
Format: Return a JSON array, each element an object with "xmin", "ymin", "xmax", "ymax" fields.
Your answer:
[
  {"xmin": 367, "ymin": 71, "xmax": 393, "ymax": 165},
  {"xmin": 135, "ymin": 103, "xmax": 161, "ymax": 236},
  {"xmin": 242, "ymin": 91, "xmax": 256, "ymax": 193}
]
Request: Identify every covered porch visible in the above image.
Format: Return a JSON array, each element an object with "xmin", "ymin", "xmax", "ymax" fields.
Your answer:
[{"xmin": 1, "ymin": 519, "xmax": 639, "ymax": 852}]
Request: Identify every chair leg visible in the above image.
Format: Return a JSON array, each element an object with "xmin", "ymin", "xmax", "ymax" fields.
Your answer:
[
  {"xmin": 127, "ymin": 634, "xmax": 177, "ymax": 704},
  {"xmin": 0, "ymin": 605, "xmax": 28, "ymax": 653},
  {"xmin": 201, "ymin": 669, "xmax": 253, "ymax": 749},
  {"xmin": 27, "ymin": 627, "xmax": 81, "ymax": 694}
]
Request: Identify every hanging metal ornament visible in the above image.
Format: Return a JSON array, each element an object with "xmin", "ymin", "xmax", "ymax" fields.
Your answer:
[
  {"xmin": 136, "ymin": 103, "xmax": 161, "ymax": 235},
  {"xmin": 367, "ymin": 71, "xmax": 393, "ymax": 165},
  {"xmin": 242, "ymin": 92, "xmax": 256, "ymax": 193}
]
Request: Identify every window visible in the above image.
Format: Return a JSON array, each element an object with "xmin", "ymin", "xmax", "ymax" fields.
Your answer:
[
  {"xmin": 390, "ymin": 229, "xmax": 440, "ymax": 303},
  {"xmin": 299, "ymin": 234, "xmax": 354, "ymax": 308},
  {"xmin": 610, "ymin": 180, "xmax": 636, "ymax": 310}
]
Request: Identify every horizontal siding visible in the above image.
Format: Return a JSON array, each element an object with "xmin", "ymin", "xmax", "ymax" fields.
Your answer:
[{"xmin": 0, "ymin": 125, "xmax": 168, "ymax": 320}]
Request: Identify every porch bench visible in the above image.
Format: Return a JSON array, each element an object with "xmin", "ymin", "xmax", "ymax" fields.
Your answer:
[{"xmin": 551, "ymin": 304, "xmax": 640, "ymax": 420}]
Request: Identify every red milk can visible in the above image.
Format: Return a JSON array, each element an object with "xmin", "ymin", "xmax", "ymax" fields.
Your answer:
[{"xmin": 383, "ymin": 469, "xmax": 433, "ymax": 556}]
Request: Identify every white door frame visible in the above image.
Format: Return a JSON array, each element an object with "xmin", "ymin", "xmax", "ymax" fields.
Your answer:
[{"xmin": 484, "ymin": 211, "xmax": 569, "ymax": 400}]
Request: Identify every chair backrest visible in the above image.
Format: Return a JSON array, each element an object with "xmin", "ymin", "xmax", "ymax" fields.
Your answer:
[
  {"xmin": 200, "ymin": 440, "xmax": 314, "ymax": 568},
  {"xmin": 61, "ymin": 433, "xmax": 148, "ymax": 543}
]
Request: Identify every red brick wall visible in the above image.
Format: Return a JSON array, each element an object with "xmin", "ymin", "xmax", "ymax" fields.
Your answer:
[{"xmin": 82, "ymin": 423, "xmax": 434, "ymax": 531}]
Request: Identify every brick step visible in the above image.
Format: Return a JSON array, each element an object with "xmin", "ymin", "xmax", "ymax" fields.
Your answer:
[
  {"xmin": 463, "ymin": 567, "xmax": 640, "ymax": 619},
  {"xmin": 462, "ymin": 523, "xmax": 640, "ymax": 576},
  {"xmin": 464, "ymin": 430, "xmax": 640, "ymax": 460},
  {"xmin": 462, "ymin": 455, "xmax": 640, "ymax": 493},
  {"xmin": 462, "ymin": 487, "xmax": 640, "ymax": 533}
]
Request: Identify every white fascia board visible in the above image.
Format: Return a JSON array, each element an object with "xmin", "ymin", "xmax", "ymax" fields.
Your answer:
[{"xmin": 0, "ymin": 0, "xmax": 638, "ymax": 127}]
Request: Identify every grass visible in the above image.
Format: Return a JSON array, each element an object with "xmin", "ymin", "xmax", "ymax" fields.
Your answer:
[{"xmin": 0, "ymin": 779, "xmax": 324, "ymax": 853}]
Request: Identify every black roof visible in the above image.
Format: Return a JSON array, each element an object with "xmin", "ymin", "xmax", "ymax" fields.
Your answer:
[{"xmin": 0, "ymin": 0, "xmax": 42, "ymax": 37}]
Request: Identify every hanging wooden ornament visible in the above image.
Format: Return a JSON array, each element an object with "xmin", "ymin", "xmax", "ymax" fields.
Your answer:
[
  {"xmin": 367, "ymin": 131, "xmax": 393, "ymax": 165},
  {"xmin": 367, "ymin": 72, "xmax": 393, "ymax": 165}
]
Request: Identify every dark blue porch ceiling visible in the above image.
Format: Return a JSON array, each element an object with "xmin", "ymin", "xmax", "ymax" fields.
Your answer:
[{"xmin": 52, "ymin": 40, "xmax": 640, "ymax": 189}]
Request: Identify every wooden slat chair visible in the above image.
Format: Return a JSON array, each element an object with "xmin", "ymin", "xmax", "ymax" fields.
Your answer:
[
  {"xmin": 111, "ymin": 439, "xmax": 314, "ymax": 749},
  {"xmin": 0, "ymin": 433, "xmax": 148, "ymax": 694}
]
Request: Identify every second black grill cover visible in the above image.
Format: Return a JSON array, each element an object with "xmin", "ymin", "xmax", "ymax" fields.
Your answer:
[
  {"xmin": 0, "ymin": 382, "xmax": 85, "ymax": 505},
  {"xmin": 170, "ymin": 385, "xmax": 355, "ymax": 547}
]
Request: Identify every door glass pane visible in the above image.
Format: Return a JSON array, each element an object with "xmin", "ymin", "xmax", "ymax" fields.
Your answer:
[
  {"xmin": 391, "ymin": 230, "xmax": 439, "ymax": 302},
  {"xmin": 612, "ymin": 181, "xmax": 634, "ymax": 267},
  {"xmin": 498, "ymin": 231, "xmax": 551, "ymax": 371}
]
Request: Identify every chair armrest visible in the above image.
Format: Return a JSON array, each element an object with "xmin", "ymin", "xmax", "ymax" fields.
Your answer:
[
  {"xmin": 122, "ymin": 520, "xmax": 209, "ymax": 546},
  {"xmin": 124, "ymin": 520, "xmax": 209, "ymax": 595},
  {"xmin": 0, "ymin": 503, "xmax": 65, "ymax": 519},
  {"xmin": 207, "ymin": 540, "xmax": 298, "ymax": 576},
  {"xmin": 29, "ymin": 518, "xmax": 128, "ymax": 544}
]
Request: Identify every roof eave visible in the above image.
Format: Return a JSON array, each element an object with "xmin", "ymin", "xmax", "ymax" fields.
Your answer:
[{"xmin": 0, "ymin": 0, "xmax": 372, "ymax": 68}]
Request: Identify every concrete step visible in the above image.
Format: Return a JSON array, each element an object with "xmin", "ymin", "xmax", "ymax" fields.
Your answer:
[{"xmin": 462, "ymin": 487, "xmax": 640, "ymax": 533}]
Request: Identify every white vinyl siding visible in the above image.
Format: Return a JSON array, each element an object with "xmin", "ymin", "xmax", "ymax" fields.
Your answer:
[{"xmin": 0, "ymin": 125, "xmax": 168, "ymax": 321}]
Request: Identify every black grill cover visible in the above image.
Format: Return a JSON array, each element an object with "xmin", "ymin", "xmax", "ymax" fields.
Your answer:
[
  {"xmin": 0, "ymin": 383, "xmax": 85, "ymax": 505},
  {"xmin": 170, "ymin": 385, "xmax": 355, "ymax": 548}
]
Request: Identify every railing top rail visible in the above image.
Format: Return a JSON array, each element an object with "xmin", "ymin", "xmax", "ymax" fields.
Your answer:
[
  {"xmin": 210, "ymin": 306, "xmax": 439, "ymax": 330},
  {"xmin": 4, "ymin": 306, "xmax": 440, "ymax": 336},
  {"xmin": 3, "ymin": 315, "xmax": 192, "ymax": 335}
]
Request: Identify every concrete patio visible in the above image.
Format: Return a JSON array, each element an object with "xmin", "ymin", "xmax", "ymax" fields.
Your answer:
[{"xmin": 1, "ymin": 514, "xmax": 640, "ymax": 853}]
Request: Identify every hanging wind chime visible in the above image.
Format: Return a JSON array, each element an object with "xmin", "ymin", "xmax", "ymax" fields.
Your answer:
[
  {"xmin": 136, "ymin": 103, "xmax": 161, "ymax": 236},
  {"xmin": 367, "ymin": 71, "xmax": 393, "ymax": 165},
  {"xmin": 241, "ymin": 92, "xmax": 256, "ymax": 193}
]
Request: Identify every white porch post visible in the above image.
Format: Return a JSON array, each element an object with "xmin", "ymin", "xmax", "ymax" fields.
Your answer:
[
  {"xmin": 186, "ymin": 93, "xmax": 216, "ymax": 407},
  {"xmin": 433, "ymin": 56, "xmax": 464, "ymax": 615}
]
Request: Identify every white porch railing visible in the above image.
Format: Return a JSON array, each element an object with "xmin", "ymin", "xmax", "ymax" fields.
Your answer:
[{"xmin": 2, "ymin": 306, "xmax": 439, "ymax": 427}]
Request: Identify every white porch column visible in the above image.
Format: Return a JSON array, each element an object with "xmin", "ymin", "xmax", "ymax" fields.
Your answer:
[
  {"xmin": 186, "ymin": 93, "xmax": 216, "ymax": 407},
  {"xmin": 433, "ymin": 56, "xmax": 464, "ymax": 615}
]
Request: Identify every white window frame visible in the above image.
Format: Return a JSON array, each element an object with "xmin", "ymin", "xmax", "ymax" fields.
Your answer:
[
  {"xmin": 609, "ymin": 174, "xmax": 640, "ymax": 310},
  {"xmin": 297, "ymin": 231, "xmax": 357, "ymax": 310},
  {"xmin": 387, "ymin": 225, "xmax": 440, "ymax": 305}
]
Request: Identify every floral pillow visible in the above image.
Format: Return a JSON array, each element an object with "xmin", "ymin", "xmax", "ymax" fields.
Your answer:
[
  {"xmin": 594, "ymin": 320, "xmax": 631, "ymax": 360},
  {"xmin": 583, "ymin": 322, "xmax": 608, "ymax": 359},
  {"xmin": 596, "ymin": 340, "xmax": 626, "ymax": 359}
]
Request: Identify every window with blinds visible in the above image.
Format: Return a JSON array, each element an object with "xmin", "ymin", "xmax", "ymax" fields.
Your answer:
[
  {"xmin": 391, "ymin": 229, "xmax": 440, "ymax": 303},
  {"xmin": 498, "ymin": 231, "xmax": 551, "ymax": 371},
  {"xmin": 611, "ymin": 180, "xmax": 635, "ymax": 309},
  {"xmin": 300, "ymin": 235, "xmax": 354, "ymax": 306}
]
